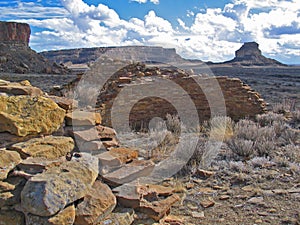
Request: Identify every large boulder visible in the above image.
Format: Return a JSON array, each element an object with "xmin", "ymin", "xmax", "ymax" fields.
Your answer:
[
  {"xmin": 0, "ymin": 96, "xmax": 65, "ymax": 136},
  {"xmin": 9, "ymin": 136, "xmax": 74, "ymax": 159},
  {"xmin": 74, "ymin": 180, "xmax": 116, "ymax": 225},
  {"xmin": 21, "ymin": 153, "xmax": 98, "ymax": 217}
]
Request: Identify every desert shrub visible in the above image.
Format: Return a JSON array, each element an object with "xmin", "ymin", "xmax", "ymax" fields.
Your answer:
[
  {"xmin": 233, "ymin": 119, "xmax": 260, "ymax": 141},
  {"xmin": 272, "ymin": 99, "xmax": 295, "ymax": 114},
  {"xmin": 256, "ymin": 112, "xmax": 286, "ymax": 127},
  {"xmin": 227, "ymin": 138, "xmax": 255, "ymax": 158},
  {"xmin": 165, "ymin": 114, "xmax": 181, "ymax": 136},
  {"xmin": 290, "ymin": 109, "xmax": 300, "ymax": 129},
  {"xmin": 249, "ymin": 157, "xmax": 274, "ymax": 168},
  {"xmin": 279, "ymin": 129, "xmax": 299, "ymax": 145},
  {"xmin": 257, "ymin": 126, "xmax": 277, "ymax": 141},
  {"xmin": 254, "ymin": 136, "xmax": 276, "ymax": 157},
  {"xmin": 209, "ymin": 116, "xmax": 234, "ymax": 141},
  {"xmin": 282, "ymin": 144, "xmax": 300, "ymax": 163},
  {"xmin": 272, "ymin": 120, "xmax": 289, "ymax": 137},
  {"xmin": 229, "ymin": 161, "xmax": 251, "ymax": 173}
]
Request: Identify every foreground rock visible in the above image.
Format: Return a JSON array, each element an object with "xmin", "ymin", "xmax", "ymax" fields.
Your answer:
[
  {"xmin": 25, "ymin": 204, "xmax": 75, "ymax": 225},
  {"xmin": 0, "ymin": 149, "xmax": 21, "ymax": 180},
  {"xmin": 0, "ymin": 96, "xmax": 65, "ymax": 137},
  {"xmin": 0, "ymin": 80, "xmax": 43, "ymax": 96},
  {"xmin": 21, "ymin": 153, "xmax": 98, "ymax": 216},
  {"xmin": 9, "ymin": 136, "xmax": 74, "ymax": 159},
  {"xmin": 0, "ymin": 210, "xmax": 25, "ymax": 225},
  {"xmin": 65, "ymin": 110, "xmax": 101, "ymax": 126},
  {"xmin": 75, "ymin": 180, "xmax": 116, "ymax": 225},
  {"xmin": 113, "ymin": 183, "xmax": 180, "ymax": 221}
]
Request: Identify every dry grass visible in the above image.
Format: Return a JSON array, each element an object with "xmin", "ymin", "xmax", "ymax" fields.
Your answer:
[{"xmin": 209, "ymin": 116, "xmax": 234, "ymax": 141}]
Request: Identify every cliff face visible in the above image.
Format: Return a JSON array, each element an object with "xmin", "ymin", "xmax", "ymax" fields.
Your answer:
[
  {"xmin": 225, "ymin": 42, "xmax": 286, "ymax": 66},
  {"xmin": 40, "ymin": 46, "xmax": 185, "ymax": 65},
  {"xmin": 0, "ymin": 21, "xmax": 69, "ymax": 74},
  {"xmin": 0, "ymin": 21, "xmax": 30, "ymax": 46}
]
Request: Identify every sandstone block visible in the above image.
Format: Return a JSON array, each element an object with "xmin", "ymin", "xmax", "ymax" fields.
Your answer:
[
  {"xmin": 47, "ymin": 95, "xmax": 78, "ymax": 111},
  {"xmin": 98, "ymin": 208, "xmax": 135, "ymax": 225},
  {"xmin": 109, "ymin": 147, "xmax": 138, "ymax": 163},
  {"xmin": 25, "ymin": 204, "xmax": 75, "ymax": 225},
  {"xmin": 0, "ymin": 82, "xmax": 43, "ymax": 96},
  {"xmin": 9, "ymin": 136, "xmax": 74, "ymax": 159},
  {"xmin": 0, "ymin": 149, "xmax": 21, "ymax": 180},
  {"xmin": 74, "ymin": 180, "xmax": 116, "ymax": 225},
  {"xmin": 21, "ymin": 153, "xmax": 98, "ymax": 216},
  {"xmin": 103, "ymin": 160, "xmax": 155, "ymax": 186},
  {"xmin": 0, "ymin": 96, "xmax": 65, "ymax": 137},
  {"xmin": 65, "ymin": 110, "xmax": 101, "ymax": 126},
  {"xmin": 0, "ymin": 177, "xmax": 26, "ymax": 208}
]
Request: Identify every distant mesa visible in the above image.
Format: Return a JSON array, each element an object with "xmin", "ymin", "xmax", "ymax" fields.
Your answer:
[
  {"xmin": 0, "ymin": 21, "xmax": 69, "ymax": 74},
  {"xmin": 221, "ymin": 42, "xmax": 287, "ymax": 67}
]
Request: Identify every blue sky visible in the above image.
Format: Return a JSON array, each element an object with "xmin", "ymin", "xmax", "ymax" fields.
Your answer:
[{"xmin": 0, "ymin": 0, "xmax": 299, "ymax": 64}]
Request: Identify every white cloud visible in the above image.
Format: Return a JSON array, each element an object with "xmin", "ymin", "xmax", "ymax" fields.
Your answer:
[
  {"xmin": 130, "ymin": 0, "xmax": 159, "ymax": 4},
  {"xmin": 2, "ymin": 0, "xmax": 299, "ymax": 64}
]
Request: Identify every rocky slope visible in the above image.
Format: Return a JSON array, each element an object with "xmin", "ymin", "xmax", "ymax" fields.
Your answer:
[
  {"xmin": 0, "ymin": 21, "xmax": 69, "ymax": 74},
  {"xmin": 219, "ymin": 42, "xmax": 287, "ymax": 66}
]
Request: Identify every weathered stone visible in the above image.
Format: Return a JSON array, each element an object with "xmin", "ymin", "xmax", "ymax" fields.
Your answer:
[
  {"xmin": 68, "ymin": 125, "xmax": 119, "ymax": 151},
  {"xmin": 0, "ymin": 81, "xmax": 43, "ymax": 96},
  {"xmin": 0, "ymin": 210, "xmax": 25, "ymax": 225},
  {"xmin": 74, "ymin": 180, "xmax": 116, "ymax": 225},
  {"xmin": 0, "ymin": 181, "xmax": 15, "ymax": 192},
  {"xmin": 161, "ymin": 214, "xmax": 185, "ymax": 224},
  {"xmin": 109, "ymin": 147, "xmax": 138, "ymax": 163},
  {"xmin": 200, "ymin": 199, "xmax": 215, "ymax": 208},
  {"xmin": 17, "ymin": 157, "xmax": 65, "ymax": 174},
  {"xmin": 21, "ymin": 153, "xmax": 98, "ymax": 216},
  {"xmin": 65, "ymin": 110, "xmax": 101, "ymax": 126},
  {"xmin": 96, "ymin": 152, "xmax": 123, "ymax": 175},
  {"xmin": 0, "ymin": 176, "xmax": 26, "ymax": 208},
  {"xmin": 98, "ymin": 208, "xmax": 135, "ymax": 225},
  {"xmin": 0, "ymin": 96, "xmax": 65, "ymax": 137},
  {"xmin": 103, "ymin": 160, "xmax": 155, "ymax": 186},
  {"xmin": 25, "ymin": 204, "xmax": 75, "ymax": 225},
  {"xmin": 0, "ymin": 132, "xmax": 34, "ymax": 148},
  {"xmin": 194, "ymin": 169, "xmax": 216, "ymax": 178},
  {"xmin": 47, "ymin": 95, "xmax": 78, "ymax": 111},
  {"xmin": 0, "ymin": 149, "xmax": 21, "ymax": 180},
  {"xmin": 9, "ymin": 136, "xmax": 74, "ymax": 159},
  {"xmin": 191, "ymin": 211, "xmax": 205, "ymax": 219},
  {"xmin": 113, "ymin": 183, "xmax": 180, "ymax": 221}
]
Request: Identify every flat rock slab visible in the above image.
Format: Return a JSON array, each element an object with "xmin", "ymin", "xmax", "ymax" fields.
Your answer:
[
  {"xmin": 109, "ymin": 147, "xmax": 138, "ymax": 163},
  {"xmin": 65, "ymin": 111, "xmax": 101, "ymax": 126},
  {"xmin": 0, "ymin": 96, "xmax": 65, "ymax": 137},
  {"xmin": 17, "ymin": 157, "xmax": 66, "ymax": 174},
  {"xmin": 68, "ymin": 125, "xmax": 119, "ymax": 150},
  {"xmin": 9, "ymin": 136, "xmax": 74, "ymax": 159},
  {"xmin": 21, "ymin": 153, "xmax": 98, "ymax": 217},
  {"xmin": 103, "ymin": 160, "xmax": 155, "ymax": 186},
  {"xmin": 113, "ymin": 183, "xmax": 180, "ymax": 221},
  {"xmin": 26, "ymin": 204, "xmax": 75, "ymax": 225},
  {"xmin": 75, "ymin": 180, "xmax": 116, "ymax": 225},
  {"xmin": 0, "ymin": 80, "xmax": 43, "ymax": 96},
  {"xmin": 0, "ymin": 149, "xmax": 21, "ymax": 180}
]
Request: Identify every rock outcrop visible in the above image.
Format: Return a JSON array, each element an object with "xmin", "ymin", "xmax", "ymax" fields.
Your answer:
[
  {"xmin": 0, "ymin": 21, "xmax": 69, "ymax": 74},
  {"xmin": 223, "ymin": 42, "xmax": 286, "ymax": 66},
  {"xmin": 40, "ymin": 46, "xmax": 185, "ymax": 66}
]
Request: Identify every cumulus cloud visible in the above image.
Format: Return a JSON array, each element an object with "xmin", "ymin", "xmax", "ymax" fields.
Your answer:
[
  {"xmin": 131, "ymin": 0, "xmax": 159, "ymax": 4},
  {"xmin": 2, "ymin": 0, "xmax": 299, "ymax": 63}
]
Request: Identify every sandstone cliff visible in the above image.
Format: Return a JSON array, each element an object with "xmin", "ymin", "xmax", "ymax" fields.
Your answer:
[
  {"xmin": 222, "ymin": 42, "xmax": 286, "ymax": 66},
  {"xmin": 0, "ymin": 21, "xmax": 69, "ymax": 74},
  {"xmin": 40, "ymin": 46, "xmax": 185, "ymax": 65}
]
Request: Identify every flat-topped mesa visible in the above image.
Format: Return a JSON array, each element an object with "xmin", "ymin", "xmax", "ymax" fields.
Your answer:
[
  {"xmin": 0, "ymin": 21, "xmax": 30, "ymax": 46},
  {"xmin": 0, "ymin": 21, "xmax": 69, "ymax": 74},
  {"xmin": 226, "ymin": 42, "xmax": 286, "ymax": 66}
]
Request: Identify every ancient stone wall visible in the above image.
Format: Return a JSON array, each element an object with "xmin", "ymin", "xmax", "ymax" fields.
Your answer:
[{"xmin": 0, "ymin": 21, "xmax": 30, "ymax": 46}]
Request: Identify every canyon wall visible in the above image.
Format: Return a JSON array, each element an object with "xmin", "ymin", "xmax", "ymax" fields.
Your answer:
[
  {"xmin": 0, "ymin": 21, "xmax": 30, "ymax": 46},
  {"xmin": 0, "ymin": 21, "xmax": 69, "ymax": 74}
]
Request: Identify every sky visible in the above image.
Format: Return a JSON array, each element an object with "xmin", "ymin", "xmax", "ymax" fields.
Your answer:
[{"xmin": 0, "ymin": 0, "xmax": 300, "ymax": 64}]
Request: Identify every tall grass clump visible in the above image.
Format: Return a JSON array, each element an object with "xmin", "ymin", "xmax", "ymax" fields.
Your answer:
[{"xmin": 209, "ymin": 116, "xmax": 234, "ymax": 141}]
